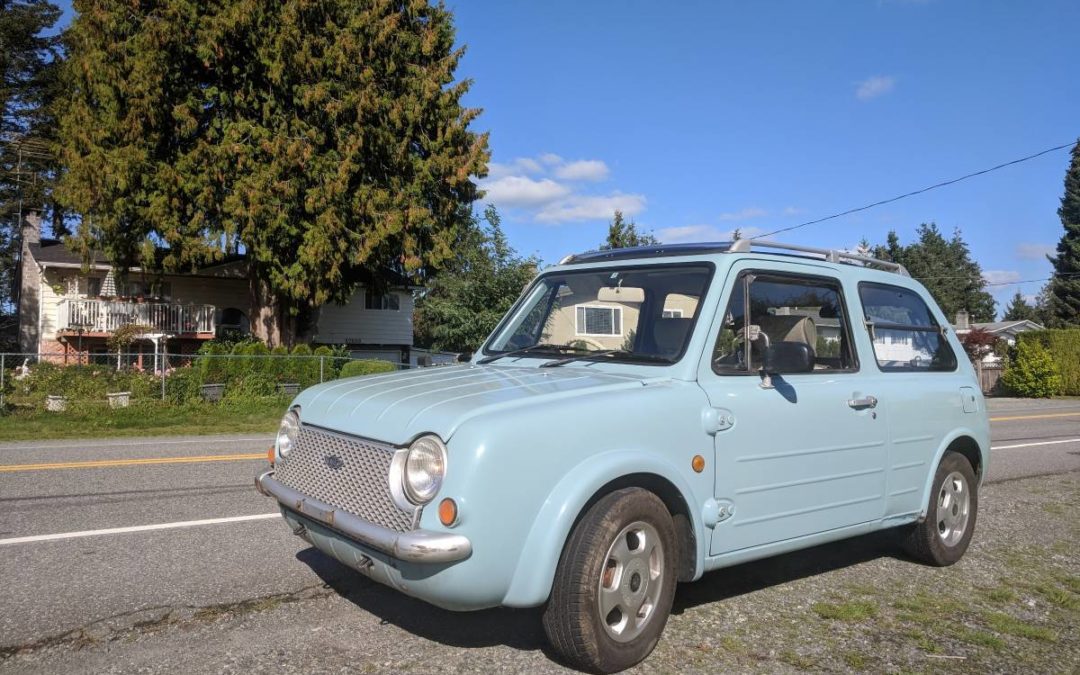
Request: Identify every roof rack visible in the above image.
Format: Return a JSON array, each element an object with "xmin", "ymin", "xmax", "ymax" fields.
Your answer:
[
  {"xmin": 729, "ymin": 239, "xmax": 909, "ymax": 275},
  {"xmin": 560, "ymin": 239, "xmax": 908, "ymax": 276}
]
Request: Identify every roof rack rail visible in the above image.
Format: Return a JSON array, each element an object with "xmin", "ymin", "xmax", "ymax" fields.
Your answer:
[{"xmin": 729, "ymin": 239, "xmax": 909, "ymax": 276}]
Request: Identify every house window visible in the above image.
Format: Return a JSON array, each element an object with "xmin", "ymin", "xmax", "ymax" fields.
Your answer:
[
  {"xmin": 576, "ymin": 305, "xmax": 622, "ymax": 336},
  {"xmin": 87, "ymin": 277, "xmax": 102, "ymax": 297},
  {"xmin": 661, "ymin": 309, "xmax": 683, "ymax": 318},
  {"xmin": 858, "ymin": 282, "xmax": 957, "ymax": 372},
  {"xmin": 365, "ymin": 290, "xmax": 400, "ymax": 310}
]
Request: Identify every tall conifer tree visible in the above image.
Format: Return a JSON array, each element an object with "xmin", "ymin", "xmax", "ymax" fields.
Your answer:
[
  {"xmin": 1046, "ymin": 140, "xmax": 1080, "ymax": 327},
  {"xmin": 57, "ymin": 0, "xmax": 489, "ymax": 345}
]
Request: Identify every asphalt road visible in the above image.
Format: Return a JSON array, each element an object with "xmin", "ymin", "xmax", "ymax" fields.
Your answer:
[{"xmin": 0, "ymin": 398, "xmax": 1077, "ymax": 671}]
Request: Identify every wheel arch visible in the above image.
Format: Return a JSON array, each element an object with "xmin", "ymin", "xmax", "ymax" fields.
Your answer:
[
  {"xmin": 918, "ymin": 429, "xmax": 987, "ymax": 520},
  {"xmin": 500, "ymin": 451, "xmax": 707, "ymax": 608}
]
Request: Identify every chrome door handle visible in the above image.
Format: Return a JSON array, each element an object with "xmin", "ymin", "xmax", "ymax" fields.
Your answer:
[{"xmin": 848, "ymin": 395, "xmax": 878, "ymax": 410}]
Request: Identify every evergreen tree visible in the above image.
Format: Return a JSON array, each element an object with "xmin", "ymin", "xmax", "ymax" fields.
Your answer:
[
  {"xmin": 600, "ymin": 210, "xmax": 657, "ymax": 250},
  {"xmin": 1046, "ymin": 139, "xmax": 1080, "ymax": 327},
  {"xmin": 0, "ymin": 0, "xmax": 61, "ymax": 331},
  {"xmin": 873, "ymin": 224, "xmax": 996, "ymax": 323},
  {"xmin": 1002, "ymin": 291, "xmax": 1038, "ymax": 322},
  {"xmin": 57, "ymin": 0, "xmax": 490, "ymax": 345},
  {"xmin": 413, "ymin": 205, "xmax": 537, "ymax": 352}
]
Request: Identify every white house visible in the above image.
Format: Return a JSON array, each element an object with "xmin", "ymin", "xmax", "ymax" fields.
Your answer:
[
  {"xmin": 952, "ymin": 310, "xmax": 1044, "ymax": 363},
  {"xmin": 16, "ymin": 215, "xmax": 415, "ymax": 365}
]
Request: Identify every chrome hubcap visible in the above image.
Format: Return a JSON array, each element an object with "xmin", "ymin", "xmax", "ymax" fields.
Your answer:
[
  {"xmin": 937, "ymin": 471, "xmax": 970, "ymax": 547},
  {"xmin": 598, "ymin": 521, "xmax": 664, "ymax": 642}
]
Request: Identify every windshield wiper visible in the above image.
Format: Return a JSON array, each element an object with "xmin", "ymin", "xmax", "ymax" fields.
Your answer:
[
  {"xmin": 476, "ymin": 343, "xmax": 588, "ymax": 365},
  {"xmin": 538, "ymin": 350, "xmax": 674, "ymax": 368}
]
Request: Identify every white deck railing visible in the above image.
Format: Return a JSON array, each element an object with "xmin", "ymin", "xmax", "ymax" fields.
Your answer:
[{"xmin": 58, "ymin": 299, "xmax": 216, "ymax": 334}]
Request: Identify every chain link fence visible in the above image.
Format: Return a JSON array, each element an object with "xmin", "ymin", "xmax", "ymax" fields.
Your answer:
[{"xmin": 0, "ymin": 351, "xmax": 429, "ymax": 412}]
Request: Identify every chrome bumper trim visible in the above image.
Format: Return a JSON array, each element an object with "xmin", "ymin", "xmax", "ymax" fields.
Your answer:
[{"xmin": 255, "ymin": 470, "xmax": 471, "ymax": 564}]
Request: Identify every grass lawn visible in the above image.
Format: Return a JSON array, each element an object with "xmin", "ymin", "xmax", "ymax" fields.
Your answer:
[{"xmin": 0, "ymin": 398, "xmax": 285, "ymax": 441}]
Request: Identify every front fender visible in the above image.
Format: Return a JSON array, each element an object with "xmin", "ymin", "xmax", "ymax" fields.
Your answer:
[{"xmin": 501, "ymin": 449, "xmax": 707, "ymax": 608}]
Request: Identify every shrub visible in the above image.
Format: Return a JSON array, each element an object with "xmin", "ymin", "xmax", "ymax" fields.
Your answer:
[
  {"xmin": 1017, "ymin": 329, "xmax": 1080, "ymax": 396},
  {"xmin": 1002, "ymin": 340, "xmax": 1062, "ymax": 398},
  {"xmin": 289, "ymin": 344, "xmax": 320, "ymax": 387},
  {"xmin": 225, "ymin": 372, "xmax": 278, "ymax": 401},
  {"xmin": 339, "ymin": 359, "xmax": 397, "ymax": 379},
  {"xmin": 269, "ymin": 345, "xmax": 290, "ymax": 382},
  {"xmin": 165, "ymin": 366, "xmax": 203, "ymax": 404}
]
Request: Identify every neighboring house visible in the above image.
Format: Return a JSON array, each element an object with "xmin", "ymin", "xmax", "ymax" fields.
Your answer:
[
  {"xmin": 952, "ymin": 310, "xmax": 1044, "ymax": 363},
  {"xmin": 16, "ymin": 215, "xmax": 415, "ymax": 366}
]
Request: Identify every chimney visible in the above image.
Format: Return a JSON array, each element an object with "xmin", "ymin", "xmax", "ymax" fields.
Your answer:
[
  {"xmin": 955, "ymin": 310, "xmax": 970, "ymax": 330},
  {"xmin": 22, "ymin": 210, "xmax": 42, "ymax": 245}
]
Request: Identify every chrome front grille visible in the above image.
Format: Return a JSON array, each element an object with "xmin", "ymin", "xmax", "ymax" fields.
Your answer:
[{"xmin": 274, "ymin": 425, "xmax": 417, "ymax": 533}]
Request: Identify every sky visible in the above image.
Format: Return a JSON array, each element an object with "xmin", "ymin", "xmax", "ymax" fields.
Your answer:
[{"xmin": 53, "ymin": 0, "xmax": 1080, "ymax": 317}]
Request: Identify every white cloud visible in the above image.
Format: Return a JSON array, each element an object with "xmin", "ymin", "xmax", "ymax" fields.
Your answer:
[
  {"xmin": 535, "ymin": 192, "xmax": 646, "ymax": 224},
  {"xmin": 782, "ymin": 206, "xmax": 805, "ymax": 216},
  {"xmin": 1015, "ymin": 243, "xmax": 1055, "ymax": 261},
  {"xmin": 554, "ymin": 159, "xmax": 610, "ymax": 182},
  {"xmin": 855, "ymin": 75, "xmax": 896, "ymax": 101},
  {"xmin": 657, "ymin": 225, "xmax": 765, "ymax": 244},
  {"xmin": 983, "ymin": 270, "xmax": 1022, "ymax": 286},
  {"xmin": 480, "ymin": 152, "xmax": 642, "ymax": 224},
  {"xmin": 482, "ymin": 175, "xmax": 571, "ymax": 207},
  {"xmin": 717, "ymin": 207, "xmax": 769, "ymax": 222}
]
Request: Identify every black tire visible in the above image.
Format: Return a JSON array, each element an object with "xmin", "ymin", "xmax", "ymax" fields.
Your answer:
[
  {"xmin": 903, "ymin": 451, "xmax": 978, "ymax": 566},
  {"xmin": 542, "ymin": 488, "xmax": 677, "ymax": 673}
]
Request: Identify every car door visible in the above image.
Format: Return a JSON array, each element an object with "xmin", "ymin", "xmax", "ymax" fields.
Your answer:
[{"xmin": 697, "ymin": 260, "xmax": 889, "ymax": 555}]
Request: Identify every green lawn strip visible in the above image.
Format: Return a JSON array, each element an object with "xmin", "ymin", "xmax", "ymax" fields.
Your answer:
[
  {"xmin": 811, "ymin": 599, "xmax": 878, "ymax": 621},
  {"xmin": 982, "ymin": 612, "xmax": 1057, "ymax": 642},
  {"xmin": 0, "ymin": 399, "xmax": 285, "ymax": 440}
]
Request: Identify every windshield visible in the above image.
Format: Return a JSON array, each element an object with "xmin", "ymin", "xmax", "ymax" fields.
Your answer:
[{"xmin": 485, "ymin": 263, "xmax": 713, "ymax": 365}]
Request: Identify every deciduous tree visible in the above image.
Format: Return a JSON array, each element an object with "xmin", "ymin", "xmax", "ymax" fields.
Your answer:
[
  {"xmin": 57, "ymin": 0, "xmax": 489, "ymax": 345},
  {"xmin": 413, "ymin": 205, "xmax": 537, "ymax": 352}
]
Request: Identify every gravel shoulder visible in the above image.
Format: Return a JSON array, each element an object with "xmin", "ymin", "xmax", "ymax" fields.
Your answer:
[{"xmin": 3, "ymin": 471, "xmax": 1077, "ymax": 674}]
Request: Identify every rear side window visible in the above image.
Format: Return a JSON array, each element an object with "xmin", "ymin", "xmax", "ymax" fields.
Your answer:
[{"xmin": 858, "ymin": 283, "xmax": 957, "ymax": 372}]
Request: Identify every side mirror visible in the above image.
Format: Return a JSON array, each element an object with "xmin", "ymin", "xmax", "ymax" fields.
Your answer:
[{"xmin": 762, "ymin": 342, "xmax": 814, "ymax": 374}]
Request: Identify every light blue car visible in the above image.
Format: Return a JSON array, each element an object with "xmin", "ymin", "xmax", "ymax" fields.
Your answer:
[{"xmin": 256, "ymin": 240, "xmax": 990, "ymax": 673}]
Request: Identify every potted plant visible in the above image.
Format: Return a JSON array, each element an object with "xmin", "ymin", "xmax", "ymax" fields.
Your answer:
[
  {"xmin": 276, "ymin": 382, "xmax": 301, "ymax": 396},
  {"xmin": 106, "ymin": 391, "xmax": 131, "ymax": 408},
  {"xmin": 200, "ymin": 382, "xmax": 225, "ymax": 402},
  {"xmin": 45, "ymin": 394, "xmax": 68, "ymax": 412}
]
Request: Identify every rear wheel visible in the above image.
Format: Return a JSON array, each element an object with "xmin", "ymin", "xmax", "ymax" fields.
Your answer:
[
  {"xmin": 542, "ymin": 488, "xmax": 677, "ymax": 673},
  {"xmin": 903, "ymin": 451, "xmax": 978, "ymax": 566}
]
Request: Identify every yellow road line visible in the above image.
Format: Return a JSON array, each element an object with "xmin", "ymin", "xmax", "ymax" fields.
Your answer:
[
  {"xmin": 990, "ymin": 411, "xmax": 1080, "ymax": 422},
  {"xmin": 0, "ymin": 453, "xmax": 267, "ymax": 473}
]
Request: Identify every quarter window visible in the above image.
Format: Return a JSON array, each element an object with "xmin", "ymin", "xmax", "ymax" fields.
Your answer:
[
  {"xmin": 713, "ymin": 272, "xmax": 857, "ymax": 373},
  {"xmin": 576, "ymin": 305, "xmax": 622, "ymax": 336},
  {"xmin": 858, "ymin": 283, "xmax": 957, "ymax": 372}
]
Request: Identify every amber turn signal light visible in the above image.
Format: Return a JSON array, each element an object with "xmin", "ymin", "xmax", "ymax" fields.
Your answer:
[
  {"xmin": 438, "ymin": 498, "xmax": 458, "ymax": 527},
  {"xmin": 691, "ymin": 455, "xmax": 705, "ymax": 473},
  {"xmin": 267, "ymin": 446, "xmax": 275, "ymax": 466}
]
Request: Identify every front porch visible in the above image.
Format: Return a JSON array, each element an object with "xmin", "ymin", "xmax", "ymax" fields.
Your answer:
[{"xmin": 57, "ymin": 298, "xmax": 216, "ymax": 338}]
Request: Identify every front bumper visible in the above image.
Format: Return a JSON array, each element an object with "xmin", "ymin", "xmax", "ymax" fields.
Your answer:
[{"xmin": 255, "ymin": 470, "xmax": 472, "ymax": 564}]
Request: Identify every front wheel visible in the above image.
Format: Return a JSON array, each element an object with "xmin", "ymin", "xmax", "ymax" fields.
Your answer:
[
  {"xmin": 542, "ymin": 488, "xmax": 677, "ymax": 673},
  {"xmin": 903, "ymin": 451, "xmax": 978, "ymax": 566}
]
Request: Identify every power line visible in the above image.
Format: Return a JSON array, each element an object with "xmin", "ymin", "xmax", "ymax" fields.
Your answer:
[
  {"xmin": 753, "ymin": 140, "xmax": 1078, "ymax": 240},
  {"xmin": 914, "ymin": 272, "xmax": 1080, "ymax": 286}
]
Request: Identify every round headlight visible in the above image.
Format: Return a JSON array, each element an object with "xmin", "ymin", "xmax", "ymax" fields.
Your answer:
[
  {"xmin": 276, "ymin": 408, "xmax": 300, "ymax": 458},
  {"xmin": 403, "ymin": 435, "xmax": 447, "ymax": 504}
]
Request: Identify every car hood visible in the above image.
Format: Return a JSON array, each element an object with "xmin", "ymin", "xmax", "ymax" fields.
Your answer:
[{"xmin": 292, "ymin": 364, "xmax": 658, "ymax": 445}]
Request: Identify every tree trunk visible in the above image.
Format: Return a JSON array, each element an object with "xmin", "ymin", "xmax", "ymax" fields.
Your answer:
[{"xmin": 249, "ymin": 274, "xmax": 293, "ymax": 347}]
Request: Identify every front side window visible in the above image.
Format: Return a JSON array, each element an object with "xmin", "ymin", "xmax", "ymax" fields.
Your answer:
[
  {"xmin": 858, "ymin": 283, "xmax": 957, "ymax": 372},
  {"xmin": 486, "ymin": 263, "xmax": 713, "ymax": 365},
  {"xmin": 713, "ymin": 272, "xmax": 857, "ymax": 374}
]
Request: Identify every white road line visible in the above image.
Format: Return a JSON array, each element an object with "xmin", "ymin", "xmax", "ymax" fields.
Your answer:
[
  {"xmin": 991, "ymin": 438, "xmax": 1080, "ymax": 450},
  {"xmin": 0, "ymin": 437, "xmax": 274, "ymax": 451},
  {"xmin": 0, "ymin": 513, "xmax": 281, "ymax": 546}
]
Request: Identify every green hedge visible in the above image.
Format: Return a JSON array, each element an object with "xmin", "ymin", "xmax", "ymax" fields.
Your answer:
[
  {"xmin": 1014, "ymin": 329, "xmax": 1080, "ymax": 396},
  {"xmin": 8, "ymin": 362, "xmax": 159, "ymax": 407},
  {"xmin": 339, "ymin": 359, "xmax": 398, "ymax": 378}
]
